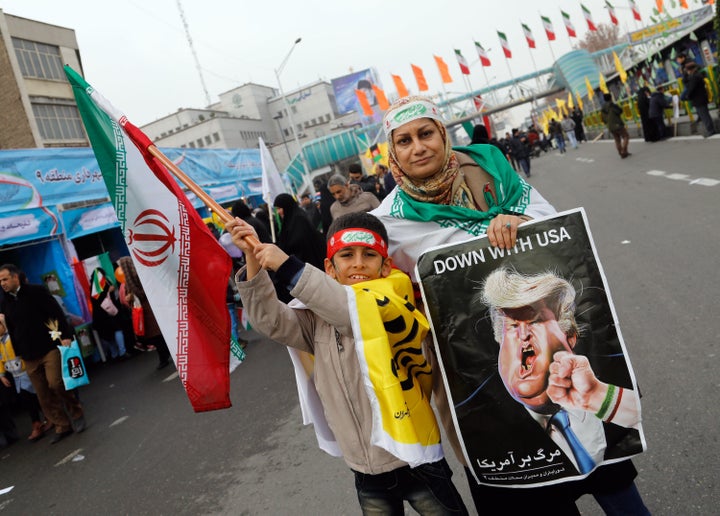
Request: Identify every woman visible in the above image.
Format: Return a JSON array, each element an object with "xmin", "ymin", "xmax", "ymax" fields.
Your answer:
[
  {"xmin": 273, "ymin": 193, "xmax": 325, "ymax": 270},
  {"xmin": 89, "ymin": 268, "xmax": 131, "ymax": 361},
  {"xmin": 372, "ymin": 96, "xmax": 647, "ymax": 515},
  {"xmin": 117, "ymin": 257, "xmax": 172, "ymax": 370},
  {"xmin": 636, "ymin": 86, "xmax": 657, "ymax": 142}
]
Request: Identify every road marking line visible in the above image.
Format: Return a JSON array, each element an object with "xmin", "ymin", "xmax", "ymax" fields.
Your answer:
[
  {"xmin": 163, "ymin": 371, "xmax": 179, "ymax": 382},
  {"xmin": 110, "ymin": 416, "xmax": 129, "ymax": 427},
  {"xmin": 690, "ymin": 178, "xmax": 720, "ymax": 186},
  {"xmin": 55, "ymin": 448, "xmax": 83, "ymax": 467},
  {"xmin": 646, "ymin": 171, "xmax": 717, "ymax": 186}
]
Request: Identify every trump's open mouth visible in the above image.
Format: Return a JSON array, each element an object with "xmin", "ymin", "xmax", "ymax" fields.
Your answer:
[{"xmin": 520, "ymin": 343, "xmax": 536, "ymax": 375}]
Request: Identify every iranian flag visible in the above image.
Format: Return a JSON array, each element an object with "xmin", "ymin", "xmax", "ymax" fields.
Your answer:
[
  {"xmin": 497, "ymin": 31, "xmax": 511, "ymax": 58},
  {"xmin": 606, "ymin": 1, "xmax": 619, "ymax": 25},
  {"xmin": 454, "ymin": 49, "xmax": 470, "ymax": 75},
  {"xmin": 64, "ymin": 66, "xmax": 233, "ymax": 412},
  {"xmin": 474, "ymin": 41, "xmax": 491, "ymax": 67},
  {"xmin": 541, "ymin": 15, "xmax": 556, "ymax": 41},
  {"xmin": 582, "ymin": 4, "xmax": 597, "ymax": 31},
  {"xmin": 522, "ymin": 23, "xmax": 536, "ymax": 49},
  {"xmin": 629, "ymin": 0, "xmax": 642, "ymax": 21},
  {"xmin": 561, "ymin": 10, "xmax": 576, "ymax": 38}
]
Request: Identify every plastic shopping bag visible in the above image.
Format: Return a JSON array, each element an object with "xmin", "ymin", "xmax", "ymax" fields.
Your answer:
[{"xmin": 59, "ymin": 340, "xmax": 90, "ymax": 390}]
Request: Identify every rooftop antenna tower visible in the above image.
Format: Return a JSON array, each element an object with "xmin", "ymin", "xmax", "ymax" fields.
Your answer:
[{"xmin": 176, "ymin": 0, "xmax": 212, "ymax": 106}]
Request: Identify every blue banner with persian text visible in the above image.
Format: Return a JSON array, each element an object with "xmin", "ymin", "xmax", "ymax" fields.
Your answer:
[{"xmin": 0, "ymin": 147, "xmax": 263, "ymax": 244}]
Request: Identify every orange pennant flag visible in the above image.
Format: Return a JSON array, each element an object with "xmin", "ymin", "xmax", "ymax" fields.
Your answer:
[
  {"xmin": 392, "ymin": 74, "xmax": 410, "ymax": 98},
  {"xmin": 679, "ymin": 0, "xmax": 688, "ymax": 7},
  {"xmin": 656, "ymin": 0, "xmax": 664, "ymax": 13},
  {"xmin": 411, "ymin": 64, "xmax": 429, "ymax": 92},
  {"xmin": 372, "ymin": 84, "xmax": 390, "ymax": 111},
  {"xmin": 433, "ymin": 55, "xmax": 453, "ymax": 84},
  {"xmin": 355, "ymin": 89, "xmax": 374, "ymax": 116}
]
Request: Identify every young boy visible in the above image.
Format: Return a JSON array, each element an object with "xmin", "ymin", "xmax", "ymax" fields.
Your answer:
[{"xmin": 227, "ymin": 212, "xmax": 467, "ymax": 515}]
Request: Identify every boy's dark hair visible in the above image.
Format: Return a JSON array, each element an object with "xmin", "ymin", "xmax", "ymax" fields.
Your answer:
[
  {"xmin": 301, "ymin": 193, "xmax": 311, "ymax": 200},
  {"xmin": 325, "ymin": 212, "xmax": 388, "ymax": 246},
  {"xmin": 348, "ymin": 163, "xmax": 362, "ymax": 175}
]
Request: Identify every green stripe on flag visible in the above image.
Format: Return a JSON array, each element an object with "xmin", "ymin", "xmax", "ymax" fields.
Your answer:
[{"xmin": 64, "ymin": 66, "xmax": 126, "ymax": 226}]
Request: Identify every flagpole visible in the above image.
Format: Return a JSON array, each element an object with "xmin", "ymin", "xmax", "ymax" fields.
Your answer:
[{"xmin": 147, "ymin": 145, "xmax": 260, "ymax": 248}]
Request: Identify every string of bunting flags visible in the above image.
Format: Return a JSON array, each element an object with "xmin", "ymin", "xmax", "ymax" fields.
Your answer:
[{"xmin": 350, "ymin": 1, "xmax": 677, "ymax": 117}]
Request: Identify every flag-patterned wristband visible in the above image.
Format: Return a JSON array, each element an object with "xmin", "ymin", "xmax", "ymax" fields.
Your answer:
[{"xmin": 595, "ymin": 383, "xmax": 617, "ymax": 420}]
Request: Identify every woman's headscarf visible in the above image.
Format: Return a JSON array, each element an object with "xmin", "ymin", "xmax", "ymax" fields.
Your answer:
[
  {"xmin": 273, "ymin": 193, "xmax": 324, "ymax": 268},
  {"xmin": 382, "ymin": 96, "xmax": 472, "ymax": 208}
]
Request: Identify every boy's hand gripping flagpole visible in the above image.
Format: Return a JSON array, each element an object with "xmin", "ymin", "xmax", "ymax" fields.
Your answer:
[{"xmin": 146, "ymin": 146, "xmax": 261, "ymax": 249}]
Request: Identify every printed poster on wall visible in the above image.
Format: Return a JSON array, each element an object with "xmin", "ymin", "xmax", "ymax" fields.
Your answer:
[{"xmin": 416, "ymin": 208, "xmax": 646, "ymax": 487}]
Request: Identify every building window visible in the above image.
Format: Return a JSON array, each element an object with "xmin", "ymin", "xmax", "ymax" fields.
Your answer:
[
  {"xmin": 205, "ymin": 135, "xmax": 212, "ymax": 145},
  {"xmin": 189, "ymin": 141, "xmax": 196, "ymax": 148},
  {"xmin": 311, "ymin": 118, "xmax": 317, "ymax": 126},
  {"xmin": 31, "ymin": 101, "xmax": 85, "ymax": 140},
  {"xmin": 212, "ymin": 132, "xmax": 220, "ymax": 142},
  {"xmin": 12, "ymin": 38, "xmax": 64, "ymax": 80},
  {"xmin": 283, "ymin": 128, "xmax": 290, "ymax": 137},
  {"xmin": 196, "ymin": 139, "xmax": 204, "ymax": 148}
]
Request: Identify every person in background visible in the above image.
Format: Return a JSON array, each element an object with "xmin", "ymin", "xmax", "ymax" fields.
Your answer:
[
  {"xmin": 571, "ymin": 107, "xmax": 586, "ymax": 143},
  {"xmin": 0, "ymin": 264, "xmax": 86, "ymax": 444},
  {"xmin": 273, "ymin": 193, "xmax": 325, "ymax": 270},
  {"xmin": 550, "ymin": 118, "xmax": 566, "ymax": 154},
  {"xmin": 375, "ymin": 163, "xmax": 396, "ymax": 198},
  {"xmin": 327, "ymin": 174, "xmax": 380, "ymax": 221},
  {"xmin": 648, "ymin": 86, "xmax": 671, "ymax": 140},
  {"xmin": 636, "ymin": 87, "xmax": 657, "ymax": 142},
  {"xmin": 561, "ymin": 114, "xmax": 577, "ymax": 150},
  {"xmin": 600, "ymin": 94, "xmax": 630, "ymax": 158},
  {"xmin": 681, "ymin": 62, "xmax": 716, "ymax": 138},
  {"xmin": 300, "ymin": 193, "xmax": 323, "ymax": 230},
  {"xmin": 117, "ymin": 257, "xmax": 173, "ymax": 370},
  {"xmin": 509, "ymin": 128, "xmax": 531, "ymax": 178},
  {"xmin": 348, "ymin": 163, "xmax": 380, "ymax": 198},
  {"xmin": 0, "ymin": 314, "xmax": 50, "ymax": 442},
  {"xmin": 89, "ymin": 268, "xmax": 131, "ymax": 361}
]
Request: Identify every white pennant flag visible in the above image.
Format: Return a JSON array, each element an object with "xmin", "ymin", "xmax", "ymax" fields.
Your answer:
[{"xmin": 259, "ymin": 137, "xmax": 289, "ymax": 206}]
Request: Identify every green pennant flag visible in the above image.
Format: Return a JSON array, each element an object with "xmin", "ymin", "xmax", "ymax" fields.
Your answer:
[
  {"xmin": 687, "ymin": 49, "xmax": 695, "ymax": 59},
  {"xmin": 689, "ymin": 31, "xmax": 698, "ymax": 41},
  {"xmin": 670, "ymin": 47, "xmax": 678, "ymax": 59}
]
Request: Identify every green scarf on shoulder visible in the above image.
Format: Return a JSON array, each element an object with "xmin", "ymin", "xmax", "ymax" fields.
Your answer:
[{"xmin": 390, "ymin": 144, "xmax": 531, "ymax": 236}]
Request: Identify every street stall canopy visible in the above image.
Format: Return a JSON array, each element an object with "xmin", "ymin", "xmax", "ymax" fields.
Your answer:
[{"xmin": 0, "ymin": 146, "xmax": 263, "ymax": 246}]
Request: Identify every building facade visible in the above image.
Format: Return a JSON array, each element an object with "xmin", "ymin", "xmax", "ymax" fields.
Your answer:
[{"xmin": 0, "ymin": 10, "xmax": 87, "ymax": 149}]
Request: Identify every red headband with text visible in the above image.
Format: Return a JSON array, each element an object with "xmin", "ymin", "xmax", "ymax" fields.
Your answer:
[{"xmin": 327, "ymin": 228, "xmax": 388, "ymax": 259}]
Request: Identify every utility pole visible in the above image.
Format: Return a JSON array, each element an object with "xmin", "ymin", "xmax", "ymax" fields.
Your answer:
[{"xmin": 176, "ymin": 0, "xmax": 212, "ymax": 106}]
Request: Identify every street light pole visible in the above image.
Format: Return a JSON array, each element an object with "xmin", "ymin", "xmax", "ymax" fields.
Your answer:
[{"xmin": 275, "ymin": 37, "xmax": 309, "ymax": 191}]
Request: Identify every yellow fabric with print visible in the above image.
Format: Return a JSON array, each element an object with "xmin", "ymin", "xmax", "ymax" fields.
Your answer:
[{"xmin": 349, "ymin": 268, "xmax": 442, "ymax": 467}]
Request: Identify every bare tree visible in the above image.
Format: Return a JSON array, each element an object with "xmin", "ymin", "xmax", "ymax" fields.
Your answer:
[{"xmin": 577, "ymin": 23, "xmax": 621, "ymax": 53}]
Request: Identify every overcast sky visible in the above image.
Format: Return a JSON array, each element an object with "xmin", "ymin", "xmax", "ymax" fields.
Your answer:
[{"xmin": 0, "ymin": 0, "xmax": 699, "ymax": 126}]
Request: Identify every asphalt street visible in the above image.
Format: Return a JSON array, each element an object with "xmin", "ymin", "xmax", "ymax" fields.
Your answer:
[{"xmin": 1, "ymin": 134, "xmax": 718, "ymax": 515}]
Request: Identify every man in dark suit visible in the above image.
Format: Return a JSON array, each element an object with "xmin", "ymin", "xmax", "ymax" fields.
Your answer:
[{"xmin": 0, "ymin": 264, "xmax": 86, "ymax": 443}]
